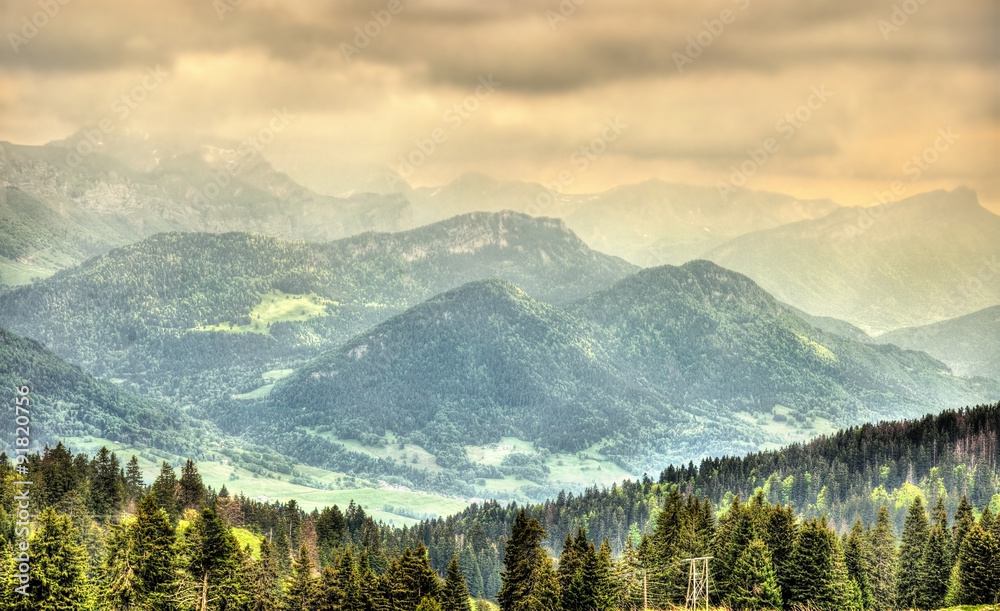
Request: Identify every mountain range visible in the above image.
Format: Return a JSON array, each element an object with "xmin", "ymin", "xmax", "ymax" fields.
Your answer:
[
  {"xmin": 0, "ymin": 133, "xmax": 409, "ymax": 284},
  {"xmin": 267, "ymin": 260, "xmax": 1000, "ymax": 471}
]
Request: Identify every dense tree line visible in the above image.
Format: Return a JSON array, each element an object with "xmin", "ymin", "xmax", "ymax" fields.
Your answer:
[{"xmin": 2, "ymin": 406, "xmax": 998, "ymax": 610}]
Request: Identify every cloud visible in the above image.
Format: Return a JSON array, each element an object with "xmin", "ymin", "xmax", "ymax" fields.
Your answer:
[{"xmin": 0, "ymin": 0, "xmax": 996, "ymax": 210}]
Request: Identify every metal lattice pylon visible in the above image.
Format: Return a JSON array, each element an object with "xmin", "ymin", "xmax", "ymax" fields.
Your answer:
[{"xmin": 682, "ymin": 556, "xmax": 711, "ymax": 610}]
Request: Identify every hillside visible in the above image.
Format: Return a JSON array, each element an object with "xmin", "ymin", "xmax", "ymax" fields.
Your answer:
[
  {"xmin": 0, "ymin": 212, "xmax": 636, "ymax": 405},
  {"xmin": 876, "ymin": 305, "xmax": 1000, "ymax": 381},
  {"xmin": 0, "ymin": 326, "xmax": 198, "ymax": 454},
  {"xmin": 266, "ymin": 279, "xmax": 671, "ymax": 462},
  {"xmin": 0, "ymin": 134, "xmax": 410, "ymax": 284},
  {"xmin": 267, "ymin": 261, "xmax": 1000, "ymax": 475},
  {"xmin": 705, "ymin": 188, "xmax": 1000, "ymax": 333}
]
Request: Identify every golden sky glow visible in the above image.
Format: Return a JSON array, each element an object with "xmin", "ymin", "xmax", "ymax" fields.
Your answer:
[{"xmin": 1, "ymin": 0, "xmax": 997, "ymax": 211}]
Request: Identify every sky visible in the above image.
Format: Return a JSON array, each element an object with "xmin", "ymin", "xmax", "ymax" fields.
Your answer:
[{"xmin": 1, "ymin": 0, "xmax": 997, "ymax": 211}]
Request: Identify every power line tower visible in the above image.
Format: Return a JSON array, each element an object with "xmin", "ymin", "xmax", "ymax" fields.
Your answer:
[{"xmin": 682, "ymin": 556, "xmax": 712, "ymax": 610}]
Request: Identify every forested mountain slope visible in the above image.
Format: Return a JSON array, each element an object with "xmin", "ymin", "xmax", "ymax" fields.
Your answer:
[
  {"xmin": 0, "ymin": 212, "xmax": 635, "ymax": 406},
  {"xmin": 266, "ymin": 261, "xmax": 1000, "ymax": 475},
  {"xmin": 0, "ymin": 326, "xmax": 198, "ymax": 454}
]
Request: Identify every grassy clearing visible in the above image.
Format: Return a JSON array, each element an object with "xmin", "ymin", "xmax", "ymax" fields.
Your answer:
[
  {"xmin": 0, "ymin": 250, "xmax": 70, "ymax": 285},
  {"xmin": 193, "ymin": 290, "xmax": 335, "ymax": 334},
  {"xmin": 59, "ymin": 436, "xmax": 466, "ymax": 527},
  {"xmin": 737, "ymin": 406, "xmax": 837, "ymax": 452},
  {"xmin": 316, "ymin": 431, "xmax": 444, "ymax": 473},
  {"xmin": 233, "ymin": 368, "xmax": 296, "ymax": 400}
]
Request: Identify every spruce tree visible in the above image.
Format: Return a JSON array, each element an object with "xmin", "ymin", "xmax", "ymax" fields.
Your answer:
[
  {"xmin": 246, "ymin": 537, "xmax": 281, "ymax": 611},
  {"xmin": 915, "ymin": 524, "xmax": 950, "ymax": 609},
  {"xmin": 954, "ymin": 524, "xmax": 1000, "ymax": 604},
  {"xmin": 498, "ymin": 510, "xmax": 560, "ymax": 611},
  {"xmin": 178, "ymin": 459, "xmax": 207, "ymax": 512},
  {"xmin": 442, "ymin": 554, "xmax": 472, "ymax": 611},
  {"xmin": 124, "ymin": 455, "xmax": 145, "ymax": 507},
  {"xmin": 130, "ymin": 494, "xmax": 180, "ymax": 609},
  {"xmin": 786, "ymin": 518, "xmax": 851, "ymax": 611},
  {"xmin": 184, "ymin": 506, "xmax": 241, "ymax": 611},
  {"xmin": 868, "ymin": 506, "xmax": 897, "ymax": 611},
  {"xmin": 458, "ymin": 545, "xmax": 484, "ymax": 599},
  {"xmin": 594, "ymin": 539, "xmax": 618, "ymax": 611},
  {"xmin": 150, "ymin": 462, "xmax": 181, "ymax": 524},
  {"xmin": 284, "ymin": 544, "xmax": 321, "ymax": 611},
  {"xmin": 763, "ymin": 502, "xmax": 797, "ymax": 605},
  {"xmin": 950, "ymin": 495, "xmax": 975, "ymax": 566},
  {"xmin": 896, "ymin": 496, "xmax": 929, "ymax": 609},
  {"xmin": 725, "ymin": 538, "xmax": 782, "ymax": 610},
  {"xmin": 89, "ymin": 446, "xmax": 124, "ymax": 522},
  {"xmin": 14, "ymin": 507, "xmax": 93, "ymax": 611},
  {"xmin": 844, "ymin": 520, "xmax": 873, "ymax": 611}
]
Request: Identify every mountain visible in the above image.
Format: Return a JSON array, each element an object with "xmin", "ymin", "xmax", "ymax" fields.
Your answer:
[
  {"xmin": 267, "ymin": 260, "xmax": 1000, "ymax": 471},
  {"xmin": 0, "ymin": 326, "xmax": 197, "ymax": 454},
  {"xmin": 876, "ymin": 305, "xmax": 1000, "ymax": 381},
  {"xmin": 0, "ymin": 212, "xmax": 637, "ymax": 405},
  {"xmin": 268, "ymin": 279, "xmax": 670, "ymax": 461},
  {"xmin": 705, "ymin": 188, "xmax": 1000, "ymax": 333},
  {"xmin": 561, "ymin": 180, "xmax": 840, "ymax": 266},
  {"xmin": 0, "ymin": 133, "xmax": 410, "ymax": 284},
  {"xmin": 405, "ymin": 175, "xmax": 841, "ymax": 266}
]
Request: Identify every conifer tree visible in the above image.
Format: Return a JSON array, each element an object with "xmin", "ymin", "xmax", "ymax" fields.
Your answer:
[
  {"xmin": 442, "ymin": 554, "xmax": 472, "ymax": 611},
  {"xmin": 594, "ymin": 539, "xmax": 618, "ymax": 611},
  {"xmin": 726, "ymin": 538, "xmax": 782, "ymax": 610},
  {"xmin": 844, "ymin": 519, "xmax": 873, "ymax": 611},
  {"xmin": 184, "ymin": 506, "xmax": 241, "ymax": 611},
  {"xmin": 385, "ymin": 544, "xmax": 441, "ymax": 611},
  {"xmin": 950, "ymin": 495, "xmax": 975, "ymax": 565},
  {"xmin": 130, "ymin": 494, "xmax": 180, "ymax": 609},
  {"xmin": 498, "ymin": 510, "xmax": 560, "ymax": 611},
  {"xmin": 150, "ymin": 462, "xmax": 181, "ymax": 524},
  {"xmin": 178, "ymin": 459, "xmax": 207, "ymax": 512},
  {"xmin": 786, "ymin": 518, "xmax": 851, "ymax": 611},
  {"xmin": 13, "ymin": 507, "xmax": 93, "ymax": 610},
  {"xmin": 285, "ymin": 544, "xmax": 321, "ymax": 611},
  {"xmin": 124, "ymin": 455, "xmax": 145, "ymax": 507},
  {"xmin": 245, "ymin": 537, "xmax": 281, "ymax": 611},
  {"xmin": 953, "ymin": 524, "xmax": 1000, "ymax": 604},
  {"xmin": 868, "ymin": 506, "xmax": 897, "ymax": 611},
  {"xmin": 915, "ymin": 524, "xmax": 950, "ymax": 609},
  {"xmin": 89, "ymin": 446, "xmax": 124, "ymax": 522},
  {"xmin": 458, "ymin": 545, "xmax": 484, "ymax": 599},
  {"xmin": 896, "ymin": 496, "xmax": 929, "ymax": 609},
  {"xmin": 763, "ymin": 502, "xmax": 797, "ymax": 605}
]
